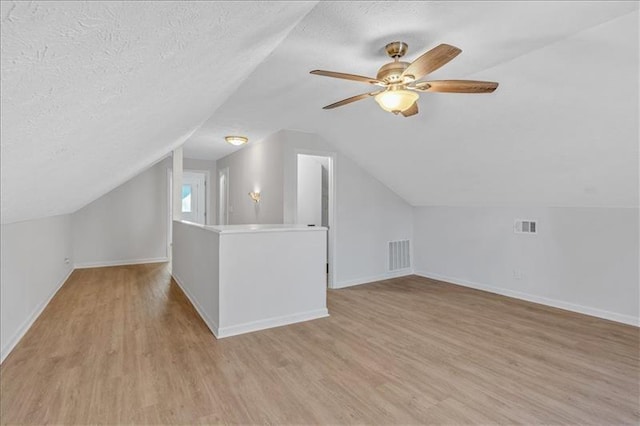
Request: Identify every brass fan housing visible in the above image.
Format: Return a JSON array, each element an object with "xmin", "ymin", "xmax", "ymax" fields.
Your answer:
[
  {"xmin": 384, "ymin": 41, "xmax": 408, "ymax": 59},
  {"xmin": 378, "ymin": 41, "xmax": 413, "ymax": 84},
  {"xmin": 376, "ymin": 61, "xmax": 411, "ymax": 84}
]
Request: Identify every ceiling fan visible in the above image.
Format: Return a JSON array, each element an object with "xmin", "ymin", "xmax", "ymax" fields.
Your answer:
[{"xmin": 310, "ymin": 41, "xmax": 498, "ymax": 117}]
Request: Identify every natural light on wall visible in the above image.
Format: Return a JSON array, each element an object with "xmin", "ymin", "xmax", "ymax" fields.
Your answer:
[{"xmin": 182, "ymin": 184, "xmax": 192, "ymax": 212}]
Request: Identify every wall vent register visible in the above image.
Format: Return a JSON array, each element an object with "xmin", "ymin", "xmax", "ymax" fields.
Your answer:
[
  {"xmin": 389, "ymin": 240, "xmax": 411, "ymax": 271},
  {"xmin": 514, "ymin": 220, "xmax": 537, "ymax": 234}
]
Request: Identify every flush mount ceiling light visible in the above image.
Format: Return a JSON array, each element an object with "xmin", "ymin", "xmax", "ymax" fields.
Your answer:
[
  {"xmin": 225, "ymin": 136, "xmax": 248, "ymax": 146},
  {"xmin": 310, "ymin": 41, "xmax": 498, "ymax": 117}
]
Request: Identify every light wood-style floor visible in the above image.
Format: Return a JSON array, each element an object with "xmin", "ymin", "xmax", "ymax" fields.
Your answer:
[{"xmin": 1, "ymin": 263, "xmax": 638, "ymax": 425}]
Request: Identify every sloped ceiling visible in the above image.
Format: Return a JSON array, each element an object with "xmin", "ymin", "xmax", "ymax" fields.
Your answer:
[
  {"xmin": 2, "ymin": 2, "xmax": 638, "ymax": 225},
  {"xmin": 184, "ymin": 1, "xmax": 639, "ymax": 208},
  {"xmin": 0, "ymin": 1, "xmax": 316, "ymax": 224}
]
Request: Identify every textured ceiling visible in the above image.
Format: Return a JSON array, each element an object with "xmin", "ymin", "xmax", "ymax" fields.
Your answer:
[
  {"xmin": 184, "ymin": 1, "xmax": 639, "ymax": 208},
  {"xmin": 2, "ymin": 2, "xmax": 638, "ymax": 225},
  {"xmin": 0, "ymin": 1, "xmax": 316, "ymax": 224}
]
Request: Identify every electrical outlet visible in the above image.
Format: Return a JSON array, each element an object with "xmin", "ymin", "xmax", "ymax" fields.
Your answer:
[
  {"xmin": 513, "ymin": 269, "xmax": 524, "ymax": 280},
  {"xmin": 64, "ymin": 257, "xmax": 70, "ymax": 264}
]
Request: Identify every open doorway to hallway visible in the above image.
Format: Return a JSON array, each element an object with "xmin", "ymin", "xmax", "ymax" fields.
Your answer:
[
  {"xmin": 167, "ymin": 168, "xmax": 209, "ymax": 262},
  {"xmin": 169, "ymin": 170, "xmax": 208, "ymax": 226},
  {"xmin": 296, "ymin": 153, "xmax": 334, "ymax": 288},
  {"xmin": 181, "ymin": 171, "xmax": 207, "ymax": 224}
]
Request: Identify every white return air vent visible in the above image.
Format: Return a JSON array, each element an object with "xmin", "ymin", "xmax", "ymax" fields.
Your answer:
[
  {"xmin": 389, "ymin": 240, "xmax": 411, "ymax": 271},
  {"xmin": 514, "ymin": 220, "xmax": 537, "ymax": 234}
]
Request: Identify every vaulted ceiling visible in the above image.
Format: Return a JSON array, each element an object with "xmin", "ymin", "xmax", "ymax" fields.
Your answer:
[
  {"xmin": 1, "ymin": 1, "xmax": 638, "ymax": 224},
  {"xmin": 0, "ymin": 1, "xmax": 316, "ymax": 224},
  {"xmin": 184, "ymin": 1, "xmax": 639, "ymax": 208}
]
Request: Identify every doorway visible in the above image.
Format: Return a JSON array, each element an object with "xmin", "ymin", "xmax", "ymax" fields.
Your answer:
[
  {"xmin": 296, "ymin": 153, "xmax": 334, "ymax": 288},
  {"xmin": 182, "ymin": 171, "xmax": 207, "ymax": 224},
  {"xmin": 166, "ymin": 168, "xmax": 209, "ymax": 261}
]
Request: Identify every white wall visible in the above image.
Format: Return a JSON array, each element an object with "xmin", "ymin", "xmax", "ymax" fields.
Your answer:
[
  {"xmin": 218, "ymin": 228, "xmax": 328, "ymax": 336},
  {"xmin": 1, "ymin": 215, "xmax": 74, "ymax": 362},
  {"xmin": 172, "ymin": 147, "xmax": 183, "ymax": 222},
  {"xmin": 172, "ymin": 221, "xmax": 220, "ymax": 332},
  {"xmin": 216, "ymin": 135, "xmax": 284, "ymax": 224},
  {"xmin": 297, "ymin": 154, "xmax": 323, "ymax": 226},
  {"xmin": 183, "ymin": 158, "xmax": 217, "ymax": 225},
  {"xmin": 72, "ymin": 158, "xmax": 170, "ymax": 268},
  {"xmin": 413, "ymin": 206, "xmax": 640, "ymax": 325}
]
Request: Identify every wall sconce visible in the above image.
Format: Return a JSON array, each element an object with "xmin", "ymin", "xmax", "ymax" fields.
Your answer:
[{"xmin": 249, "ymin": 191, "xmax": 261, "ymax": 203}]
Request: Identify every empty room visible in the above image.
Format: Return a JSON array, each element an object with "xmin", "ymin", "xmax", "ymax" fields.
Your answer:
[{"xmin": 1, "ymin": 1, "xmax": 638, "ymax": 424}]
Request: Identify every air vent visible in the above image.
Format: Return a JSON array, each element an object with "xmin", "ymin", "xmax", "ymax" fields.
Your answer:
[
  {"xmin": 514, "ymin": 220, "xmax": 537, "ymax": 234},
  {"xmin": 389, "ymin": 240, "xmax": 411, "ymax": 271}
]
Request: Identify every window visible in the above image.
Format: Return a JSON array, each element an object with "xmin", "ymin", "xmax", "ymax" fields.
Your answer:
[{"xmin": 182, "ymin": 184, "xmax": 192, "ymax": 213}]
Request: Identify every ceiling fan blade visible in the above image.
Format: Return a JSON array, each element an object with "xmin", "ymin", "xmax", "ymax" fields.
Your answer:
[
  {"xmin": 402, "ymin": 44, "xmax": 462, "ymax": 81},
  {"xmin": 322, "ymin": 91, "xmax": 381, "ymax": 109},
  {"xmin": 310, "ymin": 70, "xmax": 384, "ymax": 86},
  {"xmin": 414, "ymin": 80, "xmax": 499, "ymax": 93},
  {"xmin": 401, "ymin": 102, "xmax": 419, "ymax": 117}
]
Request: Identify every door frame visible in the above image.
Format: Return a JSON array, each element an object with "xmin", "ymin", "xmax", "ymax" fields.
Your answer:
[
  {"xmin": 294, "ymin": 149, "xmax": 336, "ymax": 289},
  {"xmin": 218, "ymin": 167, "xmax": 229, "ymax": 225},
  {"xmin": 167, "ymin": 168, "xmax": 173, "ymax": 260}
]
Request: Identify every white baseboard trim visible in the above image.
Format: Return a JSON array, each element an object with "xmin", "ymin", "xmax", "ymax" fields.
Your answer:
[
  {"xmin": 216, "ymin": 308, "xmax": 329, "ymax": 339},
  {"xmin": 415, "ymin": 271, "xmax": 639, "ymax": 327},
  {"xmin": 171, "ymin": 273, "xmax": 220, "ymax": 337},
  {"xmin": 75, "ymin": 257, "xmax": 168, "ymax": 269},
  {"xmin": 1, "ymin": 267, "xmax": 74, "ymax": 364},
  {"xmin": 333, "ymin": 269, "xmax": 414, "ymax": 289}
]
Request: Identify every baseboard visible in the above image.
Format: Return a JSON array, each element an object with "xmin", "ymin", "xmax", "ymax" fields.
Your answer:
[
  {"xmin": 74, "ymin": 257, "xmax": 168, "ymax": 269},
  {"xmin": 333, "ymin": 269, "xmax": 414, "ymax": 289},
  {"xmin": 1, "ymin": 267, "xmax": 74, "ymax": 364},
  {"xmin": 171, "ymin": 273, "xmax": 220, "ymax": 337},
  {"xmin": 415, "ymin": 271, "xmax": 639, "ymax": 327},
  {"xmin": 216, "ymin": 308, "xmax": 329, "ymax": 338}
]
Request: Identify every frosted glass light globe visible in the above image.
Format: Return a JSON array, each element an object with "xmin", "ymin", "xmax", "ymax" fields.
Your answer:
[{"xmin": 374, "ymin": 90, "xmax": 419, "ymax": 114}]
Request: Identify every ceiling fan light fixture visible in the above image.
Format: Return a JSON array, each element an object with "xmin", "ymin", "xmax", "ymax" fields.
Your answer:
[
  {"xmin": 225, "ymin": 135, "xmax": 248, "ymax": 146},
  {"xmin": 374, "ymin": 89, "xmax": 419, "ymax": 114},
  {"xmin": 310, "ymin": 42, "xmax": 497, "ymax": 116}
]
